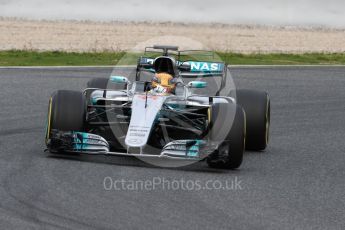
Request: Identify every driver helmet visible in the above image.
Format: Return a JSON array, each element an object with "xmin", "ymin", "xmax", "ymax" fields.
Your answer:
[
  {"xmin": 151, "ymin": 73, "xmax": 177, "ymax": 93},
  {"xmin": 151, "ymin": 57, "xmax": 178, "ymax": 93}
]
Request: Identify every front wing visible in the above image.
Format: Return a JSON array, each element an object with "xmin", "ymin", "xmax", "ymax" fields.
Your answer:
[{"xmin": 47, "ymin": 130, "xmax": 216, "ymax": 160}]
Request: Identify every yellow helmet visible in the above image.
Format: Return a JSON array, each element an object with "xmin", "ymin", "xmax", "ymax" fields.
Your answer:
[{"xmin": 152, "ymin": 73, "xmax": 176, "ymax": 93}]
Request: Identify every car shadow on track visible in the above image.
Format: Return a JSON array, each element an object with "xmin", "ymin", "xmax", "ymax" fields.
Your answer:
[{"xmin": 47, "ymin": 153, "xmax": 243, "ymax": 174}]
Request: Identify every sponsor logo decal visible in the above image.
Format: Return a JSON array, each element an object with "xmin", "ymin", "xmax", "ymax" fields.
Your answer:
[
  {"xmin": 127, "ymin": 139, "xmax": 144, "ymax": 144},
  {"xmin": 190, "ymin": 62, "xmax": 219, "ymax": 71},
  {"xmin": 137, "ymin": 95, "xmax": 159, "ymax": 100},
  {"xmin": 140, "ymin": 57, "xmax": 223, "ymax": 73}
]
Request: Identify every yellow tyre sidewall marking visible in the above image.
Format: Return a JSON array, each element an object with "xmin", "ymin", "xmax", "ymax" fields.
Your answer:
[
  {"xmin": 207, "ymin": 107, "xmax": 211, "ymax": 124},
  {"xmin": 45, "ymin": 97, "xmax": 52, "ymax": 144},
  {"xmin": 265, "ymin": 95, "xmax": 270, "ymax": 145},
  {"xmin": 243, "ymin": 110, "xmax": 247, "ymax": 151}
]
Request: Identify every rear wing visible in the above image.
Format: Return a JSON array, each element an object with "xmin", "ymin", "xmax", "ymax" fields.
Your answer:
[
  {"xmin": 179, "ymin": 60, "xmax": 227, "ymax": 96},
  {"xmin": 179, "ymin": 61, "xmax": 225, "ymax": 77},
  {"xmin": 137, "ymin": 57, "xmax": 227, "ymax": 95},
  {"xmin": 137, "ymin": 56, "xmax": 225, "ymax": 76},
  {"xmin": 141, "ymin": 46, "xmax": 225, "ymax": 74},
  {"xmin": 138, "ymin": 47, "xmax": 227, "ymax": 95}
]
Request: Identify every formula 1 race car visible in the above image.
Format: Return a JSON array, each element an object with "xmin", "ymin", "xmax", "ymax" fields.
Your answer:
[{"xmin": 45, "ymin": 45, "xmax": 270, "ymax": 169}]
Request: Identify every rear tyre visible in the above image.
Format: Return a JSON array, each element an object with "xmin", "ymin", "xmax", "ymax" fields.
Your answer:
[
  {"xmin": 207, "ymin": 103, "xmax": 246, "ymax": 169},
  {"xmin": 87, "ymin": 77, "xmax": 110, "ymax": 89},
  {"xmin": 86, "ymin": 77, "xmax": 127, "ymax": 103},
  {"xmin": 46, "ymin": 90, "xmax": 86, "ymax": 143},
  {"xmin": 86, "ymin": 78, "xmax": 109, "ymax": 103},
  {"xmin": 231, "ymin": 89, "xmax": 270, "ymax": 151}
]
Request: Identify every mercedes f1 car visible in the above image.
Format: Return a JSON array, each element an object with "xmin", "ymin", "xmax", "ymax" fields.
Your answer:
[{"xmin": 45, "ymin": 45, "xmax": 270, "ymax": 169}]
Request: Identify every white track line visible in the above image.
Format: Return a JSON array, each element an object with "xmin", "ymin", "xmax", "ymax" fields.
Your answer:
[
  {"xmin": 231, "ymin": 65, "xmax": 345, "ymax": 67},
  {"xmin": 0, "ymin": 65, "xmax": 124, "ymax": 69},
  {"xmin": 0, "ymin": 65, "xmax": 345, "ymax": 69}
]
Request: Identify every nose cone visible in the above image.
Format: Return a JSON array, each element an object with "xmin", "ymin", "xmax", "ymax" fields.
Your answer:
[{"xmin": 125, "ymin": 94, "xmax": 167, "ymax": 148}]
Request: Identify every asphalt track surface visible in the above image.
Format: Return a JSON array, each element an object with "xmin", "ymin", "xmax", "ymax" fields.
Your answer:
[{"xmin": 0, "ymin": 66, "xmax": 344, "ymax": 229}]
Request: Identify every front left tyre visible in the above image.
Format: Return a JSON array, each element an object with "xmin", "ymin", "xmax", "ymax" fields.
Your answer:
[{"xmin": 45, "ymin": 90, "xmax": 86, "ymax": 144}]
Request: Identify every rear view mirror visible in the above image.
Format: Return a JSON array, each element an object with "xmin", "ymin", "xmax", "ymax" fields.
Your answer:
[
  {"xmin": 187, "ymin": 81, "xmax": 207, "ymax": 89},
  {"xmin": 110, "ymin": 76, "xmax": 129, "ymax": 84}
]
